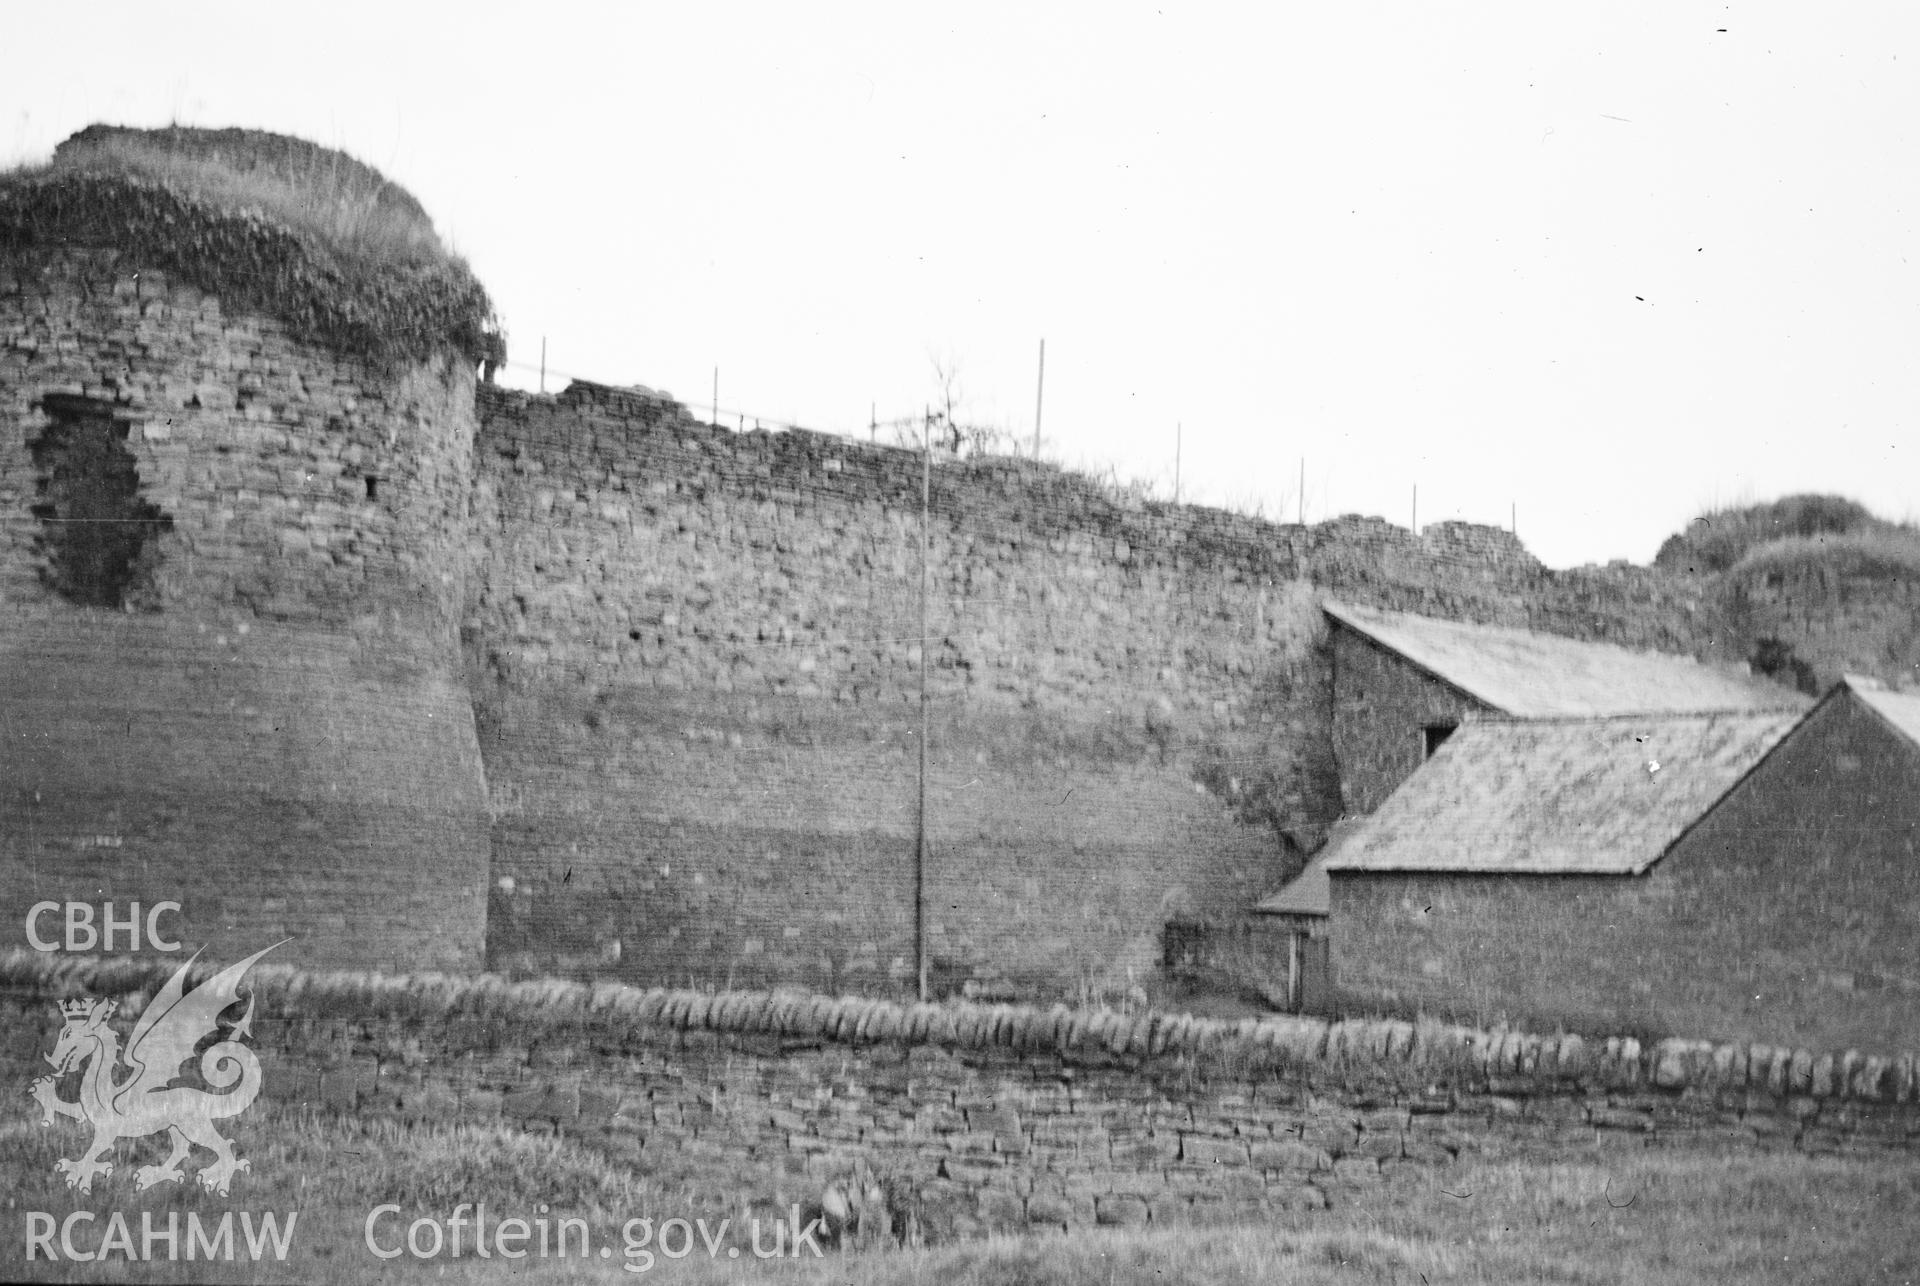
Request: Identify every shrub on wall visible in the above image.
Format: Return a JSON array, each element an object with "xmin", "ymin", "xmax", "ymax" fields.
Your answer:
[
  {"xmin": 1653, "ymin": 494, "xmax": 1880, "ymax": 574},
  {"xmin": 0, "ymin": 126, "xmax": 499, "ymax": 367}
]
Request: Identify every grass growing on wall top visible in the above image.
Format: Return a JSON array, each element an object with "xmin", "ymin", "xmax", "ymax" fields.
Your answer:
[
  {"xmin": 0, "ymin": 124, "xmax": 499, "ymax": 366},
  {"xmin": 1734, "ymin": 528, "xmax": 1920, "ymax": 583},
  {"xmin": 53, "ymin": 125, "xmax": 441, "ymax": 260},
  {"xmin": 1654, "ymin": 493, "xmax": 1912, "ymax": 576}
]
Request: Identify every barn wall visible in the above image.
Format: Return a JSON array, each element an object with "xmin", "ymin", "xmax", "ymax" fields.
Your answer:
[
  {"xmin": 1662, "ymin": 689, "xmax": 1920, "ymax": 1025},
  {"xmin": 1329, "ymin": 624, "xmax": 1491, "ymax": 814},
  {"xmin": 1329, "ymin": 698, "xmax": 1920, "ymax": 1053}
]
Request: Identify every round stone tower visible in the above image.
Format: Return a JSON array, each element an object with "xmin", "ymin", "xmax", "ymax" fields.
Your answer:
[{"xmin": 0, "ymin": 126, "xmax": 495, "ymax": 969}]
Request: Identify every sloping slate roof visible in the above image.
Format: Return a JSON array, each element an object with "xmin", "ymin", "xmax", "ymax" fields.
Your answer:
[
  {"xmin": 1254, "ymin": 848, "xmax": 1336, "ymax": 917},
  {"xmin": 1320, "ymin": 710, "xmax": 1804, "ymax": 875},
  {"xmin": 1851, "ymin": 681, "xmax": 1920, "ymax": 751},
  {"xmin": 1323, "ymin": 601, "xmax": 1809, "ymax": 717}
]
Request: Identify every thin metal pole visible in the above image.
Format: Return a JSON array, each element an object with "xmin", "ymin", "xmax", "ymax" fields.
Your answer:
[
  {"xmin": 1174, "ymin": 422, "xmax": 1182, "ymax": 503},
  {"xmin": 915, "ymin": 406, "xmax": 932, "ymax": 1001},
  {"xmin": 539, "ymin": 337, "xmax": 547, "ymax": 394},
  {"xmin": 1031, "ymin": 339, "xmax": 1046, "ymax": 459}
]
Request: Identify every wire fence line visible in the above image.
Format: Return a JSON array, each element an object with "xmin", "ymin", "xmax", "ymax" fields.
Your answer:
[
  {"xmin": 490, "ymin": 355, "xmax": 1215, "ymax": 520},
  {"xmin": 489, "ymin": 356, "xmax": 1515, "ymax": 536},
  {"xmin": 495, "ymin": 357, "xmax": 939, "ymax": 444}
]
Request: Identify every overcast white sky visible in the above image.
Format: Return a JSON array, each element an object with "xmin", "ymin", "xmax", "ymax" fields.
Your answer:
[{"xmin": 7, "ymin": 2, "xmax": 1916, "ymax": 567}]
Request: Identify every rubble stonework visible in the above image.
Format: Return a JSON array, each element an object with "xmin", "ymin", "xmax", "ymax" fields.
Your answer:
[
  {"xmin": 0, "ymin": 135, "xmax": 1803, "ymax": 993},
  {"xmin": 5, "ymin": 954, "xmax": 1913, "ymax": 1241},
  {"xmin": 0, "ymin": 248, "xmax": 491, "ymax": 969},
  {"xmin": 465, "ymin": 385, "xmax": 1735, "ymax": 990}
]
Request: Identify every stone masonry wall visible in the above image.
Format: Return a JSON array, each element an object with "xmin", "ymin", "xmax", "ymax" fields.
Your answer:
[
  {"xmin": 1328, "ymin": 622, "xmax": 1493, "ymax": 815},
  {"xmin": 468, "ymin": 383, "xmax": 1317, "ymax": 994},
  {"xmin": 5, "ymin": 953, "xmax": 1916, "ymax": 1244},
  {"xmin": 1329, "ymin": 689, "xmax": 1920, "ymax": 1055},
  {"xmin": 0, "ymin": 250, "xmax": 480, "ymax": 627},
  {"xmin": 466, "ymin": 383, "xmax": 1733, "ymax": 994},
  {"xmin": 1723, "ymin": 559, "xmax": 1920, "ymax": 688},
  {"xmin": 0, "ymin": 247, "xmax": 491, "ymax": 969}
]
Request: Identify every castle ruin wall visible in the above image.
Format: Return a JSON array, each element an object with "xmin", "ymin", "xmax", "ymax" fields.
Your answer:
[
  {"xmin": 465, "ymin": 383, "xmax": 1732, "ymax": 996},
  {"xmin": 0, "ymin": 248, "xmax": 491, "ymax": 970}
]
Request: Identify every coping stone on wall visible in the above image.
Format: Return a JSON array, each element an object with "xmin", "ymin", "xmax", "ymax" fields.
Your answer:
[{"xmin": 3, "ymin": 952, "xmax": 1916, "ymax": 1108}]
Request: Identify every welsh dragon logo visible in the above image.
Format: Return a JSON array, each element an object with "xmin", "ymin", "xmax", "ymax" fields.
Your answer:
[{"xmin": 28, "ymin": 943, "xmax": 283, "ymax": 1196}]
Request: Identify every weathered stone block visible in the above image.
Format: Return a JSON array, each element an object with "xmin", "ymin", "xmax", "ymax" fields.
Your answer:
[
  {"xmin": 1302, "ymin": 1119, "xmax": 1357, "ymax": 1154},
  {"xmin": 1111, "ymin": 1134, "xmax": 1181, "ymax": 1167},
  {"xmin": 1180, "ymin": 1134, "xmax": 1249, "ymax": 1167},
  {"xmin": 975, "ymin": 1187, "xmax": 1025, "ymax": 1232},
  {"xmin": 1166, "ymin": 1165, "xmax": 1264, "ymax": 1199},
  {"xmin": 1590, "ymin": 1107, "xmax": 1652, "ymax": 1132},
  {"xmin": 940, "ymin": 1156, "xmax": 1004, "ymax": 1185},
  {"xmin": 1249, "ymin": 1138, "xmax": 1332, "ymax": 1173},
  {"xmin": 1024, "ymin": 1191, "xmax": 1081, "ymax": 1228},
  {"xmin": 1265, "ymin": 1182, "xmax": 1329, "ymax": 1211},
  {"xmin": 1353, "ymin": 1129, "xmax": 1404, "ymax": 1160},
  {"xmin": 1327, "ymin": 1156, "xmax": 1381, "ymax": 1184},
  {"xmin": 1400, "ymin": 1137, "xmax": 1455, "ymax": 1165},
  {"xmin": 1788, "ymin": 1049, "xmax": 1814, "ymax": 1094}
]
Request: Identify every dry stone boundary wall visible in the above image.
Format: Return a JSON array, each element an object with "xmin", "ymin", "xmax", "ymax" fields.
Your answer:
[{"xmin": 7, "ymin": 954, "xmax": 1915, "ymax": 1241}]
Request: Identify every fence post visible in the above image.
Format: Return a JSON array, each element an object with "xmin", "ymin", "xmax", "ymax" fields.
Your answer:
[{"xmin": 1031, "ymin": 338, "xmax": 1045, "ymax": 459}]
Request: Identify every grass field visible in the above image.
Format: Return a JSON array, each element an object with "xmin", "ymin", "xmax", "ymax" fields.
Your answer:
[
  {"xmin": 8, "ymin": 1102, "xmax": 1916, "ymax": 1285},
  {"xmin": 698, "ymin": 1150, "xmax": 1920, "ymax": 1286}
]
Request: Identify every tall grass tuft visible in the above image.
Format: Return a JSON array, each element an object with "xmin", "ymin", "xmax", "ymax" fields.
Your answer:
[{"xmin": 49, "ymin": 125, "xmax": 443, "ymax": 266}]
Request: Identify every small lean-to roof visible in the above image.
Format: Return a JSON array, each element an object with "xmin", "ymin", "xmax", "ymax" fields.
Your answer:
[
  {"xmin": 1255, "ymin": 818, "xmax": 1371, "ymax": 916},
  {"xmin": 1253, "ymin": 852, "xmax": 1332, "ymax": 917},
  {"xmin": 1847, "ymin": 678, "xmax": 1920, "ymax": 753},
  {"xmin": 1322, "ymin": 601, "xmax": 1809, "ymax": 718},
  {"xmin": 1320, "ymin": 709, "xmax": 1805, "ymax": 876}
]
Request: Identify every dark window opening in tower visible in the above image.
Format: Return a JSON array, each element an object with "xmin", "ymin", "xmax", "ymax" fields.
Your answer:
[
  {"xmin": 28, "ymin": 394, "xmax": 174, "ymax": 609},
  {"xmin": 1422, "ymin": 723, "xmax": 1456, "ymax": 759}
]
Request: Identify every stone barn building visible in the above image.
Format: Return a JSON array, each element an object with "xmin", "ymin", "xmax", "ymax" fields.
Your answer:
[
  {"xmin": 1242, "ymin": 601, "xmax": 1806, "ymax": 1015},
  {"xmin": 1322, "ymin": 677, "xmax": 1920, "ymax": 1048},
  {"xmin": 1323, "ymin": 601, "xmax": 1808, "ymax": 814}
]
